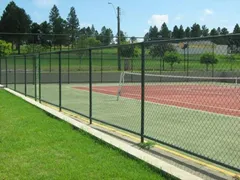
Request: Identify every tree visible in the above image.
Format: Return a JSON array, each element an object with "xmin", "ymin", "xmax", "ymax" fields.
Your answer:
[
  {"xmin": 217, "ymin": 27, "xmax": 221, "ymax": 35},
  {"xmin": 0, "ymin": 1, "xmax": 31, "ymax": 54},
  {"xmin": 29, "ymin": 22, "xmax": 41, "ymax": 44},
  {"xmin": 220, "ymin": 27, "xmax": 229, "ymax": 35},
  {"xmin": 160, "ymin": 23, "xmax": 170, "ymax": 38},
  {"xmin": 210, "ymin": 28, "xmax": 218, "ymax": 36},
  {"xmin": 67, "ymin": 7, "xmax": 79, "ymax": 47},
  {"xmin": 39, "ymin": 21, "xmax": 51, "ymax": 46},
  {"xmin": 200, "ymin": 53, "xmax": 218, "ymax": 71},
  {"xmin": 49, "ymin": 5, "xmax": 66, "ymax": 48},
  {"xmin": 148, "ymin": 26, "xmax": 159, "ymax": 40},
  {"xmin": 185, "ymin": 27, "xmax": 191, "ymax": 38},
  {"xmin": 191, "ymin": 23, "xmax": 201, "ymax": 37},
  {"xmin": 98, "ymin": 26, "xmax": 113, "ymax": 45},
  {"xmin": 120, "ymin": 42, "xmax": 140, "ymax": 70},
  {"xmin": 233, "ymin": 24, "xmax": 240, "ymax": 34},
  {"xmin": 172, "ymin": 25, "xmax": 179, "ymax": 39},
  {"xmin": 202, "ymin": 25, "xmax": 209, "ymax": 37},
  {"xmin": 179, "ymin": 25, "xmax": 185, "ymax": 38},
  {"xmin": 0, "ymin": 40, "xmax": 12, "ymax": 57},
  {"xmin": 49, "ymin": 5, "xmax": 60, "ymax": 28},
  {"xmin": 130, "ymin": 36, "xmax": 137, "ymax": 43},
  {"xmin": 117, "ymin": 30, "xmax": 127, "ymax": 42},
  {"xmin": 149, "ymin": 43, "xmax": 176, "ymax": 58},
  {"xmin": 163, "ymin": 51, "xmax": 181, "ymax": 71}
]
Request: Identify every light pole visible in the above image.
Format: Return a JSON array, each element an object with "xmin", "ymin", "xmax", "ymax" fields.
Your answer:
[{"xmin": 108, "ymin": 2, "xmax": 121, "ymax": 71}]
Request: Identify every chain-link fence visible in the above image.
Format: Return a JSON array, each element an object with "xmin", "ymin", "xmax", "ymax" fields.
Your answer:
[{"xmin": 1, "ymin": 34, "xmax": 239, "ymax": 172}]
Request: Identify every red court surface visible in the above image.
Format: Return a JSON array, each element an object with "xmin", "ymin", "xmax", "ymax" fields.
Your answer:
[{"xmin": 74, "ymin": 84, "xmax": 240, "ymax": 117}]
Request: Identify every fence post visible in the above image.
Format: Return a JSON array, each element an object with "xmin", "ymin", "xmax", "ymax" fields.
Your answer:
[
  {"xmin": 89, "ymin": 49, "xmax": 92, "ymax": 124},
  {"xmin": 24, "ymin": 55, "xmax": 27, "ymax": 96},
  {"xmin": 14, "ymin": 56, "xmax": 16, "ymax": 91},
  {"xmin": 101, "ymin": 49, "xmax": 103, "ymax": 83},
  {"xmin": 212, "ymin": 42, "xmax": 215, "ymax": 77},
  {"xmin": 50, "ymin": 47, "xmax": 52, "ymax": 72},
  {"xmin": 34, "ymin": 55, "xmax": 37, "ymax": 101},
  {"xmin": 5, "ymin": 57, "xmax": 7, "ymax": 87},
  {"xmin": 39, "ymin": 53, "xmax": 41, "ymax": 103},
  {"xmin": 68, "ymin": 48, "xmax": 70, "ymax": 84},
  {"xmin": 0, "ymin": 52, "xmax": 1, "ymax": 85},
  {"xmin": 141, "ymin": 43, "xmax": 145, "ymax": 143},
  {"xmin": 59, "ymin": 51, "xmax": 62, "ymax": 112},
  {"xmin": 187, "ymin": 43, "xmax": 189, "ymax": 76}
]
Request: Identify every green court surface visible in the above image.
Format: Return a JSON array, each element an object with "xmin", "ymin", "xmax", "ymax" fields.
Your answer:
[{"xmin": 8, "ymin": 83, "xmax": 240, "ymax": 170}]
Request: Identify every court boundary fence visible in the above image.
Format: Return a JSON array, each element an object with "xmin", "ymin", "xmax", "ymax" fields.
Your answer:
[{"xmin": 0, "ymin": 34, "xmax": 240, "ymax": 173}]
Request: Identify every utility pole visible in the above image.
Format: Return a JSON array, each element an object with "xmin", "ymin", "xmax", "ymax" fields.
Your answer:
[{"xmin": 117, "ymin": 6, "xmax": 121, "ymax": 71}]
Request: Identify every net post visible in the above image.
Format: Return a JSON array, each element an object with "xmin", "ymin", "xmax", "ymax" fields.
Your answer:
[
  {"xmin": 89, "ymin": 48, "xmax": 92, "ymax": 124},
  {"xmin": 14, "ymin": 56, "xmax": 16, "ymax": 91},
  {"xmin": 38, "ymin": 53, "xmax": 41, "ymax": 103},
  {"xmin": 141, "ymin": 43, "xmax": 145, "ymax": 143},
  {"xmin": 117, "ymin": 71, "xmax": 125, "ymax": 101},
  {"xmin": 59, "ymin": 51, "xmax": 62, "ymax": 112},
  {"xmin": 24, "ymin": 55, "xmax": 27, "ymax": 96}
]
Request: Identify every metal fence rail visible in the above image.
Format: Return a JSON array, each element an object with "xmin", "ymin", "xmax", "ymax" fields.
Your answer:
[{"xmin": 1, "ymin": 34, "xmax": 239, "ymax": 172}]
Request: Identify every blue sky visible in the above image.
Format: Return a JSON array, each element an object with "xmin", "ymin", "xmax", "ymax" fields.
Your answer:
[{"xmin": 0, "ymin": 0, "xmax": 239, "ymax": 38}]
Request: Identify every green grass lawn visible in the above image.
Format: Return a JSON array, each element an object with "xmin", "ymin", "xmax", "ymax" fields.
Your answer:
[
  {"xmin": 0, "ymin": 90, "xmax": 176, "ymax": 180},
  {"xmin": 2, "ymin": 49, "xmax": 240, "ymax": 73}
]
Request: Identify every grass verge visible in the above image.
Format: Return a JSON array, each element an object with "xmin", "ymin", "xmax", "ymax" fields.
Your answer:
[{"xmin": 0, "ymin": 90, "xmax": 177, "ymax": 180}]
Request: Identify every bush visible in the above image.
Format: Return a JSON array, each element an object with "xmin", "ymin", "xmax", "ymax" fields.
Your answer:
[
  {"xmin": 163, "ymin": 51, "xmax": 181, "ymax": 71},
  {"xmin": 0, "ymin": 40, "xmax": 12, "ymax": 56},
  {"xmin": 200, "ymin": 53, "xmax": 218, "ymax": 71}
]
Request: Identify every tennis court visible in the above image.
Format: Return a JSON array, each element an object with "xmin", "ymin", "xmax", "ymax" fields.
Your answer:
[{"xmin": 9, "ymin": 71, "xmax": 238, "ymax": 170}]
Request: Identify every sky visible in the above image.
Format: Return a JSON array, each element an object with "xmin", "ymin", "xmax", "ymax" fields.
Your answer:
[{"xmin": 0, "ymin": 0, "xmax": 239, "ymax": 38}]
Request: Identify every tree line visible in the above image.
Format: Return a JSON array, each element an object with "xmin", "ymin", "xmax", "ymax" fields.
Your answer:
[
  {"xmin": 0, "ymin": 1, "xmax": 128, "ymax": 54},
  {"xmin": 1, "ymin": 1, "xmax": 240, "ymax": 55},
  {"xmin": 144, "ymin": 23, "xmax": 240, "ymax": 41}
]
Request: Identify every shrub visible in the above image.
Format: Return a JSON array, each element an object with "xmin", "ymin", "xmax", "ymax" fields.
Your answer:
[
  {"xmin": 163, "ymin": 51, "xmax": 181, "ymax": 71},
  {"xmin": 200, "ymin": 53, "xmax": 218, "ymax": 71}
]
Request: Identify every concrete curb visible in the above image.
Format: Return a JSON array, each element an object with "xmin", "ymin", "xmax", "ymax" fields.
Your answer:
[{"xmin": 4, "ymin": 88, "xmax": 203, "ymax": 180}]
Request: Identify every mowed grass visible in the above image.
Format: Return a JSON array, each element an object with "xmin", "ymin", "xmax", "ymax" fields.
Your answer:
[
  {"xmin": 0, "ymin": 90, "xmax": 176, "ymax": 180},
  {"xmin": 2, "ymin": 48, "xmax": 240, "ymax": 72}
]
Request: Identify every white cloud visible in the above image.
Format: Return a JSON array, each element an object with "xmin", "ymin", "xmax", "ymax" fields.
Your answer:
[
  {"xmin": 33, "ymin": 0, "xmax": 58, "ymax": 8},
  {"xmin": 204, "ymin": 9, "xmax": 213, "ymax": 15},
  {"xmin": 148, "ymin": 14, "xmax": 168, "ymax": 29}
]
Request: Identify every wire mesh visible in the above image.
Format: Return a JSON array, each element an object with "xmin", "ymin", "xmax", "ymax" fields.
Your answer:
[
  {"xmin": 39, "ymin": 52, "xmax": 59, "ymax": 106},
  {"xmin": 143, "ymin": 37, "xmax": 240, "ymax": 171},
  {"xmin": 61, "ymin": 50, "xmax": 89, "ymax": 117},
  {"xmin": 3, "ymin": 34, "xmax": 240, "ymax": 172},
  {"xmin": 92, "ymin": 44, "xmax": 142, "ymax": 134}
]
